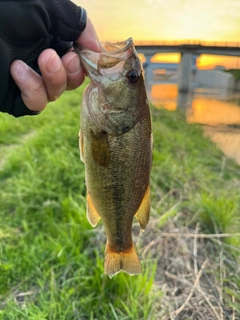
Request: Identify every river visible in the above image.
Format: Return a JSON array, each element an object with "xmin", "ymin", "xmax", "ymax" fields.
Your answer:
[{"xmin": 150, "ymin": 84, "xmax": 240, "ymax": 164}]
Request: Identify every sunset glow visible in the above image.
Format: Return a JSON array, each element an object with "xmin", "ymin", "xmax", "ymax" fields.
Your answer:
[
  {"xmin": 187, "ymin": 98, "xmax": 240, "ymax": 125},
  {"xmin": 73, "ymin": 0, "xmax": 240, "ymax": 69},
  {"xmin": 151, "ymin": 84, "xmax": 178, "ymax": 111}
]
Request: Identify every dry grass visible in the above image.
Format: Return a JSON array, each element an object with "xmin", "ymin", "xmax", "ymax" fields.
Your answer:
[{"xmin": 138, "ymin": 211, "xmax": 240, "ymax": 320}]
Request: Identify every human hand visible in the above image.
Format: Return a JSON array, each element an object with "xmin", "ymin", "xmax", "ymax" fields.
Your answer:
[
  {"xmin": 10, "ymin": 17, "xmax": 101, "ymax": 114},
  {"xmin": 0, "ymin": 0, "xmax": 101, "ymax": 117}
]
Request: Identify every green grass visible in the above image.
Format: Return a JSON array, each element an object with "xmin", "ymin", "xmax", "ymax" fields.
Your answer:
[
  {"xmin": 151, "ymin": 108, "xmax": 240, "ymax": 247},
  {"xmin": 0, "ymin": 85, "xmax": 157, "ymax": 319},
  {"xmin": 0, "ymin": 83, "xmax": 240, "ymax": 318}
]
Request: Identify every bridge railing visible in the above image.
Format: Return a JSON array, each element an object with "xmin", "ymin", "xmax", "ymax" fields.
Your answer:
[{"xmin": 134, "ymin": 40, "xmax": 240, "ymax": 47}]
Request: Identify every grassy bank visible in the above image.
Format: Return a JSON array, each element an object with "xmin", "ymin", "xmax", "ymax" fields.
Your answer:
[
  {"xmin": 150, "ymin": 107, "xmax": 240, "ymax": 318},
  {"xmin": 0, "ymin": 83, "xmax": 239, "ymax": 319}
]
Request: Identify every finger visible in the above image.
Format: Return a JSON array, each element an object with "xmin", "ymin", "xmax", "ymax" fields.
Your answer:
[
  {"xmin": 10, "ymin": 60, "xmax": 48, "ymax": 112},
  {"xmin": 76, "ymin": 17, "xmax": 102, "ymax": 52},
  {"xmin": 38, "ymin": 49, "xmax": 67, "ymax": 101},
  {"xmin": 61, "ymin": 51, "xmax": 85, "ymax": 90}
]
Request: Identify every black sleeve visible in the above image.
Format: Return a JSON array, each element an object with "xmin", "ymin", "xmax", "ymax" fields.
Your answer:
[{"xmin": 0, "ymin": 0, "xmax": 87, "ymax": 117}]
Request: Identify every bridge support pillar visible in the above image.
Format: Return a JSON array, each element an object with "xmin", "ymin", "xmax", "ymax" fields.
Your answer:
[
  {"xmin": 143, "ymin": 54, "xmax": 153, "ymax": 93},
  {"xmin": 178, "ymin": 52, "xmax": 192, "ymax": 92}
]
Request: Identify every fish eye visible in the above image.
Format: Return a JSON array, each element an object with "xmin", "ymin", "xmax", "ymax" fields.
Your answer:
[{"xmin": 127, "ymin": 69, "xmax": 140, "ymax": 84}]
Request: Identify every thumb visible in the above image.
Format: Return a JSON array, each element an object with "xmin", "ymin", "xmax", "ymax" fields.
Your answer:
[{"xmin": 76, "ymin": 18, "xmax": 102, "ymax": 52}]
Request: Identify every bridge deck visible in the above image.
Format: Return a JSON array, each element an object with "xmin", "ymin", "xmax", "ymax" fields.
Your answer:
[
  {"xmin": 134, "ymin": 40, "xmax": 240, "ymax": 48},
  {"xmin": 134, "ymin": 41, "xmax": 240, "ymax": 57}
]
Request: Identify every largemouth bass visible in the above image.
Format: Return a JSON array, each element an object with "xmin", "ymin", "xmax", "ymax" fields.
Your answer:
[{"xmin": 75, "ymin": 38, "xmax": 152, "ymax": 277}]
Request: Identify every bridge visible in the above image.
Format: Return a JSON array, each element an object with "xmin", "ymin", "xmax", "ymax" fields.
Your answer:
[{"xmin": 134, "ymin": 41, "xmax": 240, "ymax": 92}]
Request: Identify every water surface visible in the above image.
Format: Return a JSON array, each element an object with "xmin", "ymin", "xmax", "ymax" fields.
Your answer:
[{"xmin": 150, "ymin": 84, "xmax": 240, "ymax": 164}]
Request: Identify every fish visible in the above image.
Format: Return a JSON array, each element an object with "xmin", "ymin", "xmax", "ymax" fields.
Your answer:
[{"xmin": 74, "ymin": 38, "xmax": 152, "ymax": 277}]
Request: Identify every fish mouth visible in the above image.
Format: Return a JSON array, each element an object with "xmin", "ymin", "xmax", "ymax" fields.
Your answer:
[
  {"xmin": 74, "ymin": 38, "xmax": 134, "ymax": 76},
  {"xmin": 101, "ymin": 38, "xmax": 133, "ymax": 55}
]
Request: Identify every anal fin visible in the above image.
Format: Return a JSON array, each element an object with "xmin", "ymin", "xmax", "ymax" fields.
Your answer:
[
  {"xmin": 135, "ymin": 185, "xmax": 150, "ymax": 230},
  {"xmin": 104, "ymin": 242, "xmax": 142, "ymax": 278},
  {"xmin": 87, "ymin": 193, "xmax": 101, "ymax": 227}
]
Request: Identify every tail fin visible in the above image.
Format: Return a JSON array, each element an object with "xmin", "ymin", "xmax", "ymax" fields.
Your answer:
[{"xmin": 104, "ymin": 242, "xmax": 142, "ymax": 278}]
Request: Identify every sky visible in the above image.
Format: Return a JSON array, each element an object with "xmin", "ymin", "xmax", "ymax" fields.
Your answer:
[{"xmin": 73, "ymin": 0, "xmax": 240, "ymax": 68}]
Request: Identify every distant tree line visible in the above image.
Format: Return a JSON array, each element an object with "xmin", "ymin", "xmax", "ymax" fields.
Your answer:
[{"xmin": 225, "ymin": 69, "xmax": 240, "ymax": 80}]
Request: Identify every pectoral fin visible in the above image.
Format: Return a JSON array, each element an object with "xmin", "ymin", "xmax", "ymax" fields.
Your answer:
[
  {"xmin": 91, "ymin": 131, "xmax": 110, "ymax": 167},
  {"xmin": 79, "ymin": 129, "xmax": 84, "ymax": 163},
  {"xmin": 87, "ymin": 193, "xmax": 101, "ymax": 227},
  {"xmin": 135, "ymin": 185, "xmax": 150, "ymax": 230}
]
